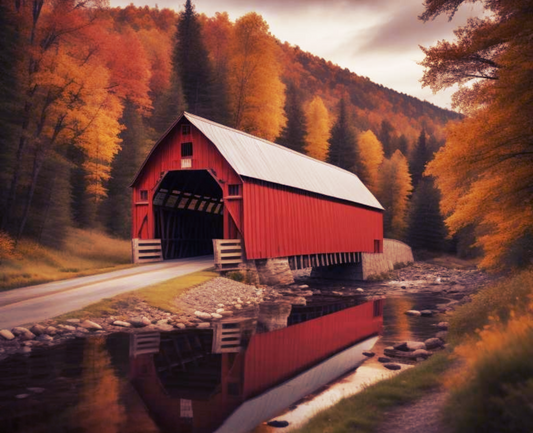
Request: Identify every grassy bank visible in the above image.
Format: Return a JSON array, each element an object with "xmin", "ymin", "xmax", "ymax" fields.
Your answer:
[
  {"xmin": 291, "ymin": 352, "xmax": 451, "ymax": 433},
  {"xmin": 57, "ymin": 270, "xmax": 218, "ymax": 321},
  {"xmin": 0, "ymin": 228, "xmax": 132, "ymax": 291}
]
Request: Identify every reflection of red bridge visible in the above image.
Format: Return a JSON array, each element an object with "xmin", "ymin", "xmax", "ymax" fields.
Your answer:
[{"xmin": 129, "ymin": 298, "xmax": 384, "ymax": 433}]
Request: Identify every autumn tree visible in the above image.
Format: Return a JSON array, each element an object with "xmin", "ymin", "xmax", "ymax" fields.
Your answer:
[
  {"xmin": 376, "ymin": 150, "xmax": 413, "ymax": 240},
  {"xmin": 378, "ymin": 119, "xmax": 396, "ymax": 157},
  {"xmin": 228, "ymin": 12, "xmax": 286, "ymax": 141},
  {"xmin": 277, "ymin": 82, "xmax": 306, "ymax": 153},
  {"xmin": 304, "ymin": 96, "xmax": 330, "ymax": 161},
  {"xmin": 407, "ymin": 177, "xmax": 448, "ymax": 251},
  {"xmin": 421, "ymin": 0, "xmax": 533, "ymax": 269},
  {"xmin": 174, "ymin": 0, "xmax": 214, "ymax": 118},
  {"xmin": 357, "ymin": 130, "xmax": 384, "ymax": 194},
  {"xmin": 327, "ymin": 97, "xmax": 359, "ymax": 173}
]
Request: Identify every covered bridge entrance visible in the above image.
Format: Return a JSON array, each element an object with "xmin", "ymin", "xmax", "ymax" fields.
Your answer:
[{"xmin": 130, "ymin": 112, "xmax": 384, "ymax": 267}]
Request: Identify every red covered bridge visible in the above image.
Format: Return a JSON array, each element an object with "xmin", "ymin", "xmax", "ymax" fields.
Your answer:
[{"xmin": 130, "ymin": 112, "xmax": 383, "ymax": 270}]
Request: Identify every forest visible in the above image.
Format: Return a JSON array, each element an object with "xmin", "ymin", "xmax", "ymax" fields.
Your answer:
[{"xmin": 0, "ymin": 0, "xmax": 488, "ymax": 264}]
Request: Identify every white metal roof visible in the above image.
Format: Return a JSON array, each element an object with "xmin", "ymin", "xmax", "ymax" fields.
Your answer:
[{"xmin": 184, "ymin": 112, "xmax": 383, "ymax": 210}]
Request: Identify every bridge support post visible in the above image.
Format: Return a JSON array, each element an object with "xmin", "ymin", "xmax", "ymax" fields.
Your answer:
[{"xmin": 253, "ymin": 257, "xmax": 295, "ymax": 286}]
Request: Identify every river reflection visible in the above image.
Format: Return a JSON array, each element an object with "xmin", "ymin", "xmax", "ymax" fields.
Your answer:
[{"xmin": 0, "ymin": 292, "xmax": 448, "ymax": 433}]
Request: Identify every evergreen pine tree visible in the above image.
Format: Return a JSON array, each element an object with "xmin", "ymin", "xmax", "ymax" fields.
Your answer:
[
  {"xmin": 276, "ymin": 83, "xmax": 306, "ymax": 153},
  {"xmin": 0, "ymin": 2, "xmax": 22, "ymax": 232},
  {"xmin": 410, "ymin": 129, "xmax": 432, "ymax": 188},
  {"xmin": 407, "ymin": 177, "xmax": 448, "ymax": 251},
  {"xmin": 174, "ymin": 0, "xmax": 214, "ymax": 118},
  {"xmin": 378, "ymin": 120, "xmax": 395, "ymax": 158},
  {"xmin": 327, "ymin": 98, "xmax": 358, "ymax": 173},
  {"xmin": 102, "ymin": 101, "xmax": 151, "ymax": 238}
]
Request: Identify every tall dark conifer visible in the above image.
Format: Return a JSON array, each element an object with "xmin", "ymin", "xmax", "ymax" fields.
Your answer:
[
  {"xmin": 102, "ymin": 101, "xmax": 151, "ymax": 238},
  {"xmin": 410, "ymin": 129, "xmax": 432, "ymax": 188},
  {"xmin": 0, "ymin": 2, "xmax": 22, "ymax": 233},
  {"xmin": 276, "ymin": 83, "xmax": 306, "ymax": 153},
  {"xmin": 327, "ymin": 98, "xmax": 358, "ymax": 173},
  {"xmin": 174, "ymin": 0, "xmax": 214, "ymax": 118},
  {"xmin": 378, "ymin": 119, "xmax": 395, "ymax": 158},
  {"xmin": 407, "ymin": 177, "xmax": 448, "ymax": 251}
]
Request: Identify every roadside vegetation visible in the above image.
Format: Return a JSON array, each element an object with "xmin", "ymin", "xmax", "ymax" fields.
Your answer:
[
  {"xmin": 0, "ymin": 228, "xmax": 132, "ymax": 291},
  {"xmin": 57, "ymin": 270, "xmax": 218, "ymax": 321}
]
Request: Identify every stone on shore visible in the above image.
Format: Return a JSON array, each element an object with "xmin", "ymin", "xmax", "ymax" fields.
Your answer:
[
  {"xmin": 12, "ymin": 327, "xmax": 31, "ymax": 336},
  {"xmin": 424, "ymin": 337, "xmax": 445, "ymax": 350},
  {"xmin": 412, "ymin": 349, "xmax": 431, "ymax": 359},
  {"xmin": 378, "ymin": 357, "xmax": 392, "ymax": 363},
  {"xmin": 129, "ymin": 317, "xmax": 151, "ymax": 328},
  {"xmin": 436, "ymin": 321, "xmax": 449, "ymax": 330},
  {"xmin": 363, "ymin": 351, "xmax": 375, "ymax": 357},
  {"xmin": 436, "ymin": 331, "xmax": 448, "ymax": 341},
  {"xmin": 174, "ymin": 323, "xmax": 186, "ymax": 329},
  {"xmin": 195, "ymin": 311, "xmax": 212, "ymax": 320},
  {"xmin": 356, "ymin": 288, "xmax": 364, "ymax": 293},
  {"xmin": 393, "ymin": 342, "xmax": 409, "ymax": 351},
  {"xmin": 219, "ymin": 311, "xmax": 233, "ymax": 317},
  {"xmin": 30, "ymin": 324, "xmax": 46, "ymax": 336},
  {"xmin": 384, "ymin": 363, "xmax": 402, "ymax": 370},
  {"xmin": 20, "ymin": 331, "xmax": 36, "ymax": 341},
  {"xmin": 0, "ymin": 330, "xmax": 15, "ymax": 340},
  {"xmin": 211, "ymin": 313, "xmax": 223, "ymax": 319},
  {"xmin": 36, "ymin": 334, "xmax": 53, "ymax": 342},
  {"xmin": 80, "ymin": 320, "xmax": 102, "ymax": 330},
  {"xmin": 45, "ymin": 326, "xmax": 57, "ymax": 335},
  {"xmin": 197, "ymin": 323, "xmax": 210, "ymax": 328},
  {"xmin": 112, "ymin": 321, "xmax": 131, "ymax": 328}
]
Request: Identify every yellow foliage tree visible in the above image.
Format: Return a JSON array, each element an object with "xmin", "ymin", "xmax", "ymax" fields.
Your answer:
[
  {"xmin": 228, "ymin": 12, "xmax": 286, "ymax": 141},
  {"xmin": 357, "ymin": 130, "xmax": 384, "ymax": 194},
  {"xmin": 377, "ymin": 150, "xmax": 413, "ymax": 240},
  {"xmin": 304, "ymin": 96, "xmax": 330, "ymax": 161},
  {"xmin": 421, "ymin": 0, "xmax": 533, "ymax": 269}
]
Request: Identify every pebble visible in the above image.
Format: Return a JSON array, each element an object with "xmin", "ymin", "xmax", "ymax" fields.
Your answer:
[
  {"xmin": 45, "ymin": 326, "xmax": 57, "ymax": 335},
  {"xmin": 211, "ymin": 313, "xmax": 223, "ymax": 319},
  {"xmin": 362, "ymin": 351, "xmax": 375, "ymax": 357},
  {"xmin": 0, "ymin": 330, "xmax": 15, "ymax": 340},
  {"xmin": 12, "ymin": 327, "xmax": 31, "ymax": 336},
  {"xmin": 80, "ymin": 320, "xmax": 102, "ymax": 330},
  {"xmin": 20, "ymin": 346, "xmax": 32, "ymax": 354},
  {"xmin": 378, "ymin": 357, "xmax": 391, "ymax": 363},
  {"xmin": 384, "ymin": 363, "xmax": 402, "ymax": 371},
  {"xmin": 235, "ymin": 304, "xmax": 242, "ymax": 309},
  {"xmin": 298, "ymin": 285, "xmax": 309, "ymax": 289},
  {"xmin": 66, "ymin": 319, "xmax": 80, "ymax": 324},
  {"xmin": 197, "ymin": 323, "xmax": 210, "ymax": 328},
  {"xmin": 412, "ymin": 349, "xmax": 431, "ymax": 359},
  {"xmin": 420, "ymin": 310, "xmax": 434, "ymax": 317},
  {"xmin": 112, "ymin": 321, "xmax": 131, "ymax": 327},
  {"xmin": 405, "ymin": 310, "xmax": 422, "ymax": 316},
  {"xmin": 36, "ymin": 334, "xmax": 53, "ymax": 342},
  {"xmin": 436, "ymin": 322, "xmax": 449, "ymax": 330},
  {"xmin": 217, "ymin": 304, "xmax": 224, "ymax": 308},
  {"xmin": 30, "ymin": 324, "xmax": 46, "ymax": 336},
  {"xmin": 425, "ymin": 337, "xmax": 445, "ymax": 350},
  {"xmin": 356, "ymin": 288, "xmax": 364, "ymax": 293},
  {"xmin": 174, "ymin": 323, "xmax": 186, "ymax": 329},
  {"xmin": 60, "ymin": 325, "xmax": 77, "ymax": 332},
  {"xmin": 216, "ymin": 308, "xmax": 224, "ymax": 314},
  {"xmin": 195, "ymin": 311, "xmax": 212, "ymax": 320},
  {"xmin": 20, "ymin": 331, "xmax": 36, "ymax": 341},
  {"xmin": 406, "ymin": 341, "xmax": 427, "ymax": 350}
]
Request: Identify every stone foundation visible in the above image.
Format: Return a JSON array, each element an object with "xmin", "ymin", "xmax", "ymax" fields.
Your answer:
[
  {"xmin": 253, "ymin": 257, "xmax": 295, "ymax": 286},
  {"xmin": 257, "ymin": 301, "xmax": 292, "ymax": 332},
  {"xmin": 310, "ymin": 239, "xmax": 414, "ymax": 281}
]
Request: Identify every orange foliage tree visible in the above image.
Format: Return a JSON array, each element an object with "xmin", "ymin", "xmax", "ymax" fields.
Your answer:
[
  {"xmin": 357, "ymin": 130, "xmax": 384, "ymax": 194},
  {"xmin": 421, "ymin": 0, "xmax": 533, "ymax": 269},
  {"xmin": 228, "ymin": 12, "xmax": 286, "ymax": 141}
]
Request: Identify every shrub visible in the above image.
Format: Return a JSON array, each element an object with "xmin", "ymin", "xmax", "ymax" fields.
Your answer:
[
  {"xmin": 450, "ymin": 269, "xmax": 533, "ymax": 341},
  {"xmin": 0, "ymin": 231, "xmax": 15, "ymax": 263},
  {"xmin": 446, "ymin": 312, "xmax": 533, "ymax": 432}
]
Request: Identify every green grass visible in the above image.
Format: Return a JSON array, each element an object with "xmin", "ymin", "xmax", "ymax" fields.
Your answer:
[
  {"xmin": 0, "ymin": 228, "xmax": 133, "ymax": 291},
  {"xmin": 291, "ymin": 352, "xmax": 451, "ymax": 433},
  {"xmin": 56, "ymin": 270, "xmax": 218, "ymax": 321}
]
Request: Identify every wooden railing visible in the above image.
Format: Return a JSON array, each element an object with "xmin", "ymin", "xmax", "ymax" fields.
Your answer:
[
  {"xmin": 212, "ymin": 239, "xmax": 243, "ymax": 271},
  {"xmin": 132, "ymin": 238, "xmax": 163, "ymax": 264}
]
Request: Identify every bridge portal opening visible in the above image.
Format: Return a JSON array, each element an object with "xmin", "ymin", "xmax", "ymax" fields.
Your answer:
[{"xmin": 153, "ymin": 170, "xmax": 223, "ymax": 259}]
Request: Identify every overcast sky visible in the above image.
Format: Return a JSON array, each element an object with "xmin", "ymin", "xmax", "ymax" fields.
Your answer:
[{"xmin": 110, "ymin": 0, "xmax": 484, "ymax": 110}]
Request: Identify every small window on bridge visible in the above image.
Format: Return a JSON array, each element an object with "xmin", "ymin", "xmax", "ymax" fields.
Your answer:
[
  {"xmin": 140, "ymin": 190, "xmax": 148, "ymax": 201},
  {"xmin": 182, "ymin": 124, "xmax": 191, "ymax": 135},
  {"xmin": 228, "ymin": 184, "xmax": 240, "ymax": 196},
  {"xmin": 181, "ymin": 142, "xmax": 193, "ymax": 157}
]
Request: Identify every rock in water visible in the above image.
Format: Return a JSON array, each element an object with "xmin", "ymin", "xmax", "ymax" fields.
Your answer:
[
  {"xmin": 384, "ymin": 363, "xmax": 402, "ymax": 371},
  {"xmin": 412, "ymin": 349, "xmax": 431, "ymax": 359},
  {"xmin": 405, "ymin": 310, "xmax": 422, "ymax": 316},
  {"xmin": 267, "ymin": 420, "xmax": 289, "ymax": 428},
  {"xmin": 436, "ymin": 321, "xmax": 449, "ymax": 330},
  {"xmin": 406, "ymin": 341, "xmax": 427, "ymax": 350},
  {"xmin": 420, "ymin": 310, "xmax": 434, "ymax": 317},
  {"xmin": 378, "ymin": 357, "xmax": 391, "ymax": 363},
  {"xmin": 393, "ymin": 342, "xmax": 409, "ymax": 351},
  {"xmin": 362, "ymin": 351, "xmax": 375, "ymax": 357}
]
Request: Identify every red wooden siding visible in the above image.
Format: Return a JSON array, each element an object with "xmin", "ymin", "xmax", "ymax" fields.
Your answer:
[
  {"xmin": 242, "ymin": 178, "xmax": 383, "ymax": 260},
  {"xmin": 242, "ymin": 300, "xmax": 383, "ymax": 398},
  {"xmin": 132, "ymin": 122, "xmax": 242, "ymax": 239}
]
